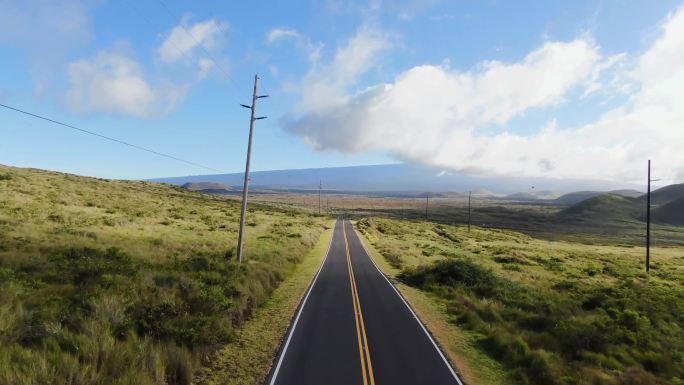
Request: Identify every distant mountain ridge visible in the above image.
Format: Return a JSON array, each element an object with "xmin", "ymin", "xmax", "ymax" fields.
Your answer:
[{"xmin": 150, "ymin": 164, "xmax": 641, "ymax": 195}]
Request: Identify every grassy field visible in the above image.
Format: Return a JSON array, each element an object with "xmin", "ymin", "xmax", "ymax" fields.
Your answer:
[
  {"xmin": 249, "ymin": 191, "xmax": 684, "ymax": 247},
  {"xmin": 357, "ymin": 217, "xmax": 684, "ymax": 385},
  {"xmin": 0, "ymin": 164, "xmax": 329, "ymax": 385},
  {"xmin": 194, "ymin": 222, "xmax": 333, "ymax": 385}
]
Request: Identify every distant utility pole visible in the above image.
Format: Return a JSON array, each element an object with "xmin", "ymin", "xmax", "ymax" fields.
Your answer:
[
  {"xmin": 236, "ymin": 74, "xmax": 268, "ymax": 264},
  {"xmin": 425, "ymin": 192, "xmax": 429, "ymax": 220},
  {"xmin": 646, "ymin": 160, "xmax": 660, "ymax": 273},
  {"xmin": 468, "ymin": 191, "xmax": 472, "ymax": 232},
  {"xmin": 318, "ymin": 180, "xmax": 322, "ymax": 215}
]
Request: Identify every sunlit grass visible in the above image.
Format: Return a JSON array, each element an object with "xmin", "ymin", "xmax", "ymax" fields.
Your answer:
[
  {"xmin": 0, "ymin": 164, "xmax": 329, "ymax": 385},
  {"xmin": 196, "ymin": 221, "xmax": 334, "ymax": 385}
]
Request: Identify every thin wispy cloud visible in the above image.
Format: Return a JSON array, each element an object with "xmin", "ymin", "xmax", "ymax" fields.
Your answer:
[
  {"xmin": 158, "ymin": 17, "xmax": 228, "ymax": 63},
  {"xmin": 267, "ymin": 27, "xmax": 301, "ymax": 43}
]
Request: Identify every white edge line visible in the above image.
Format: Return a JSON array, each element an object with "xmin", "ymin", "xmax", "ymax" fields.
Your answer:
[
  {"xmin": 268, "ymin": 219, "xmax": 336, "ymax": 385},
  {"xmin": 351, "ymin": 223, "xmax": 466, "ymax": 385}
]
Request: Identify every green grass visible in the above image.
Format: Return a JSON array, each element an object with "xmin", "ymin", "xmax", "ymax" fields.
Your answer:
[
  {"xmin": 0, "ymin": 164, "xmax": 329, "ymax": 385},
  {"xmin": 357, "ymin": 217, "xmax": 684, "ymax": 385},
  {"xmin": 194, "ymin": 220, "xmax": 334, "ymax": 385}
]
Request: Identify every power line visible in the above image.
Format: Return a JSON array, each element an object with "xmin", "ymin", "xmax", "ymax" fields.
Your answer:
[{"xmin": 0, "ymin": 103, "xmax": 222, "ymax": 173}]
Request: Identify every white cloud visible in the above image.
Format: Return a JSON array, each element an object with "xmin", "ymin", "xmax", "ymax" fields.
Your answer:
[
  {"xmin": 283, "ymin": 7, "xmax": 684, "ymax": 183},
  {"xmin": 267, "ymin": 28, "xmax": 301, "ymax": 43},
  {"xmin": 197, "ymin": 58, "xmax": 214, "ymax": 80},
  {"xmin": 66, "ymin": 47, "xmax": 188, "ymax": 118},
  {"xmin": 266, "ymin": 27, "xmax": 325, "ymax": 64},
  {"xmin": 158, "ymin": 17, "xmax": 227, "ymax": 63},
  {"xmin": 582, "ymin": 52, "xmax": 627, "ymax": 98},
  {"xmin": 293, "ymin": 27, "xmax": 391, "ymax": 112}
]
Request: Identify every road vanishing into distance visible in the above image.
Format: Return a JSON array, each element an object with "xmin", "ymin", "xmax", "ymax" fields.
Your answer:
[{"xmin": 266, "ymin": 220, "xmax": 464, "ymax": 385}]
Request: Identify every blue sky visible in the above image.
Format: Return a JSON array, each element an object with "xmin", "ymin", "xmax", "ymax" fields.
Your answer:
[{"xmin": 1, "ymin": 0, "xmax": 683, "ymax": 181}]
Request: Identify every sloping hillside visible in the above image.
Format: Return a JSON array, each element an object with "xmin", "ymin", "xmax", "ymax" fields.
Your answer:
[
  {"xmin": 502, "ymin": 192, "xmax": 539, "ymax": 201},
  {"xmin": 0, "ymin": 164, "xmax": 327, "ymax": 384},
  {"xmin": 640, "ymin": 183, "xmax": 684, "ymax": 206},
  {"xmin": 652, "ymin": 196, "xmax": 684, "ymax": 225},
  {"xmin": 559, "ymin": 194, "xmax": 641, "ymax": 220},
  {"xmin": 553, "ymin": 191, "xmax": 604, "ymax": 205},
  {"xmin": 556, "ymin": 186, "xmax": 684, "ymax": 227},
  {"xmin": 553, "ymin": 189, "xmax": 643, "ymax": 205},
  {"xmin": 181, "ymin": 181, "xmax": 234, "ymax": 194}
]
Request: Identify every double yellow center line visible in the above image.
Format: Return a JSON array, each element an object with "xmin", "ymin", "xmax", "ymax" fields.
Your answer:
[{"xmin": 343, "ymin": 220, "xmax": 376, "ymax": 385}]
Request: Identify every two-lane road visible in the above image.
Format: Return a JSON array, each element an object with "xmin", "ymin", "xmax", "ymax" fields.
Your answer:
[{"xmin": 266, "ymin": 219, "xmax": 463, "ymax": 385}]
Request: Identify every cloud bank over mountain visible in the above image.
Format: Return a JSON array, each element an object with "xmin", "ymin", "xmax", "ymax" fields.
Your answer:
[{"xmin": 283, "ymin": 7, "xmax": 684, "ymax": 183}]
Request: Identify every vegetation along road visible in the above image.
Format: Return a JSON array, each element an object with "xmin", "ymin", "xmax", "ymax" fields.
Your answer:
[{"xmin": 266, "ymin": 219, "xmax": 463, "ymax": 385}]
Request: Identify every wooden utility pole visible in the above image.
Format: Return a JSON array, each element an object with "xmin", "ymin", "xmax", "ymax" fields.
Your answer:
[
  {"xmin": 645, "ymin": 160, "xmax": 661, "ymax": 272},
  {"xmin": 468, "ymin": 191, "xmax": 472, "ymax": 232},
  {"xmin": 236, "ymin": 74, "xmax": 267, "ymax": 263},
  {"xmin": 318, "ymin": 180, "xmax": 322, "ymax": 215},
  {"xmin": 425, "ymin": 192, "xmax": 429, "ymax": 220}
]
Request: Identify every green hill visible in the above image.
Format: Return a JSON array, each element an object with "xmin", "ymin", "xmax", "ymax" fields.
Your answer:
[
  {"xmin": 559, "ymin": 194, "xmax": 640, "ymax": 220},
  {"xmin": 652, "ymin": 196, "xmax": 684, "ymax": 225},
  {"xmin": 553, "ymin": 191, "xmax": 603, "ymax": 205},
  {"xmin": 0, "ymin": 164, "xmax": 327, "ymax": 384},
  {"xmin": 553, "ymin": 189, "xmax": 643, "ymax": 205},
  {"xmin": 639, "ymin": 183, "xmax": 684, "ymax": 206},
  {"xmin": 181, "ymin": 181, "xmax": 234, "ymax": 194},
  {"xmin": 502, "ymin": 192, "xmax": 539, "ymax": 201}
]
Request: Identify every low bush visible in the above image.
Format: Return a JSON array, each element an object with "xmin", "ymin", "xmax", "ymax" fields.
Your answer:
[{"xmin": 399, "ymin": 250, "xmax": 684, "ymax": 385}]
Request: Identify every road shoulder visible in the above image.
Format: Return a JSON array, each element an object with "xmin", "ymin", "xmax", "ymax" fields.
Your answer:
[
  {"xmin": 354, "ymin": 222, "xmax": 512, "ymax": 385},
  {"xmin": 194, "ymin": 220, "xmax": 335, "ymax": 385}
]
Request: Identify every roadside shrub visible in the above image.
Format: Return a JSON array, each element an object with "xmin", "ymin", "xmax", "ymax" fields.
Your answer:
[
  {"xmin": 384, "ymin": 252, "xmax": 404, "ymax": 269},
  {"xmin": 163, "ymin": 343, "xmax": 194, "ymax": 385},
  {"xmin": 433, "ymin": 225, "xmax": 462, "ymax": 243},
  {"xmin": 553, "ymin": 318, "xmax": 608, "ymax": 357},
  {"xmin": 493, "ymin": 255, "xmax": 526, "ymax": 264},
  {"xmin": 479, "ymin": 331, "xmax": 558, "ymax": 385},
  {"xmin": 400, "ymin": 259, "xmax": 501, "ymax": 298}
]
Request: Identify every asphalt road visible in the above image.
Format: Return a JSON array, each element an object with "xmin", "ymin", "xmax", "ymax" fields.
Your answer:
[{"xmin": 266, "ymin": 219, "xmax": 463, "ymax": 385}]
